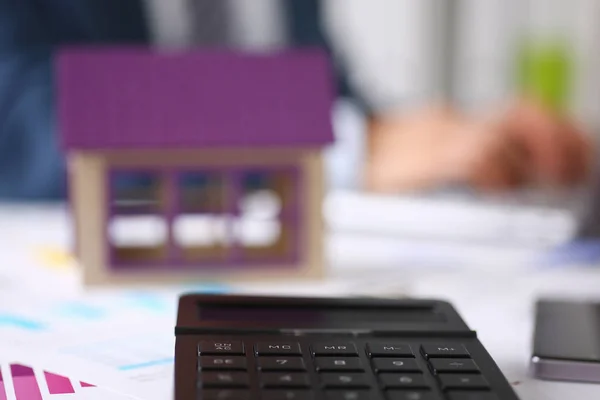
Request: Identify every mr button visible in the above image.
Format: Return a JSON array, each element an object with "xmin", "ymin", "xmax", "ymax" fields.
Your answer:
[
  {"xmin": 420, "ymin": 344, "xmax": 470, "ymax": 359},
  {"xmin": 312, "ymin": 343, "xmax": 358, "ymax": 356}
]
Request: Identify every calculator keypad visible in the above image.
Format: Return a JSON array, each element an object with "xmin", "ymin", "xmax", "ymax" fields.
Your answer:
[
  {"xmin": 446, "ymin": 393, "xmax": 499, "ymax": 400},
  {"xmin": 387, "ymin": 392, "xmax": 439, "ymax": 400},
  {"xmin": 257, "ymin": 357, "xmax": 307, "ymax": 371},
  {"xmin": 325, "ymin": 391, "xmax": 373, "ymax": 400},
  {"xmin": 199, "ymin": 371, "xmax": 250, "ymax": 388},
  {"xmin": 372, "ymin": 358, "xmax": 421, "ymax": 373},
  {"xmin": 379, "ymin": 373, "xmax": 430, "ymax": 390},
  {"xmin": 438, "ymin": 375, "xmax": 490, "ymax": 391},
  {"xmin": 421, "ymin": 345, "xmax": 470, "ymax": 359},
  {"xmin": 198, "ymin": 340, "xmax": 245, "ymax": 355},
  {"xmin": 429, "ymin": 359, "xmax": 479, "ymax": 374},
  {"xmin": 319, "ymin": 373, "xmax": 371, "ymax": 389},
  {"xmin": 261, "ymin": 372, "xmax": 311, "ymax": 388},
  {"xmin": 367, "ymin": 343, "xmax": 414, "ymax": 358},
  {"xmin": 256, "ymin": 342, "xmax": 303, "ymax": 356},
  {"xmin": 312, "ymin": 343, "xmax": 359, "ymax": 356},
  {"xmin": 315, "ymin": 358, "xmax": 364, "ymax": 372},
  {"xmin": 262, "ymin": 390, "xmax": 315, "ymax": 400},
  {"xmin": 198, "ymin": 389, "xmax": 251, "ymax": 399},
  {"xmin": 199, "ymin": 356, "xmax": 247, "ymax": 370},
  {"xmin": 196, "ymin": 339, "xmax": 505, "ymax": 399}
]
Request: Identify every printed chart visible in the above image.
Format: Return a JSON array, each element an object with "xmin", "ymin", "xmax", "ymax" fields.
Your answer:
[{"xmin": 0, "ymin": 363, "xmax": 94, "ymax": 399}]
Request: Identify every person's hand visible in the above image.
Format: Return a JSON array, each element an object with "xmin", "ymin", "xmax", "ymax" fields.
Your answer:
[
  {"xmin": 365, "ymin": 100, "xmax": 594, "ymax": 193},
  {"xmin": 493, "ymin": 98, "xmax": 593, "ymax": 187},
  {"xmin": 365, "ymin": 105, "xmax": 471, "ymax": 192}
]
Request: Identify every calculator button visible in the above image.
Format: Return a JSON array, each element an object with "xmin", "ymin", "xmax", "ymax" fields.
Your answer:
[
  {"xmin": 319, "ymin": 373, "xmax": 370, "ymax": 388},
  {"xmin": 379, "ymin": 374, "xmax": 430, "ymax": 389},
  {"xmin": 315, "ymin": 358, "xmax": 364, "ymax": 372},
  {"xmin": 312, "ymin": 343, "xmax": 358, "ymax": 356},
  {"xmin": 438, "ymin": 375, "xmax": 490, "ymax": 391},
  {"xmin": 420, "ymin": 344, "xmax": 469, "ymax": 359},
  {"xmin": 199, "ymin": 372, "xmax": 249, "ymax": 388},
  {"xmin": 256, "ymin": 342, "xmax": 302, "ymax": 356},
  {"xmin": 372, "ymin": 358, "xmax": 421, "ymax": 373},
  {"xmin": 367, "ymin": 343, "xmax": 414, "ymax": 358},
  {"xmin": 261, "ymin": 390, "xmax": 314, "ymax": 400},
  {"xmin": 325, "ymin": 390, "xmax": 373, "ymax": 400},
  {"xmin": 386, "ymin": 392, "xmax": 441, "ymax": 400},
  {"xmin": 446, "ymin": 393, "xmax": 499, "ymax": 400},
  {"xmin": 258, "ymin": 357, "xmax": 306, "ymax": 371},
  {"xmin": 197, "ymin": 389, "xmax": 251, "ymax": 399},
  {"xmin": 429, "ymin": 359, "xmax": 479, "ymax": 374},
  {"xmin": 198, "ymin": 341, "xmax": 245, "ymax": 355},
  {"xmin": 260, "ymin": 372, "xmax": 310, "ymax": 388},
  {"xmin": 199, "ymin": 356, "xmax": 247, "ymax": 370}
]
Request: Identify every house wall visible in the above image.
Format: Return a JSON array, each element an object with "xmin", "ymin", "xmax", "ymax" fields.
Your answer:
[
  {"xmin": 69, "ymin": 148, "xmax": 325, "ymax": 285},
  {"xmin": 69, "ymin": 152, "xmax": 106, "ymax": 285}
]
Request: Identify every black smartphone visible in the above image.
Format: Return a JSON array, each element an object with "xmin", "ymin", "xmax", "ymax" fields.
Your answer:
[
  {"xmin": 174, "ymin": 294, "xmax": 519, "ymax": 399},
  {"xmin": 531, "ymin": 298, "xmax": 600, "ymax": 383}
]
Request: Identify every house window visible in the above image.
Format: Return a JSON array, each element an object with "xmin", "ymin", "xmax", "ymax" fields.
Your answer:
[
  {"xmin": 108, "ymin": 171, "xmax": 168, "ymax": 264},
  {"xmin": 235, "ymin": 169, "xmax": 297, "ymax": 261},
  {"xmin": 111, "ymin": 172, "xmax": 163, "ymax": 213},
  {"xmin": 107, "ymin": 166, "xmax": 300, "ymax": 268},
  {"xmin": 173, "ymin": 171, "xmax": 230, "ymax": 262}
]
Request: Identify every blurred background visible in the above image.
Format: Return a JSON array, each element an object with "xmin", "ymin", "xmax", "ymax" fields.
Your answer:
[
  {"xmin": 320, "ymin": 0, "xmax": 600, "ymax": 263},
  {"xmin": 3, "ymin": 0, "xmax": 600, "ymax": 267}
]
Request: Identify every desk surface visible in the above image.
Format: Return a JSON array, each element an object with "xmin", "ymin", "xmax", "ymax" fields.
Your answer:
[{"xmin": 1, "ymin": 203, "xmax": 600, "ymax": 399}]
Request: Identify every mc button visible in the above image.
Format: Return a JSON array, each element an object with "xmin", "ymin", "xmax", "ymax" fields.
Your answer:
[{"xmin": 255, "ymin": 342, "xmax": 302, "ymax": 356}]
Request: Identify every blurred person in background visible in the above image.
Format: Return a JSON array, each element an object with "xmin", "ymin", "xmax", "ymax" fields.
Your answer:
[{"xmin": 0, "ymin": 0, "xmax": 592, "ymax": 200}]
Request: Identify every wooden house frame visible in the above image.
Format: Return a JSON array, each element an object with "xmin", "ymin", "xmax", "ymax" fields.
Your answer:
[{"xmin": 56, "ymin": 48, "xmax": 335, "ymax": 285}]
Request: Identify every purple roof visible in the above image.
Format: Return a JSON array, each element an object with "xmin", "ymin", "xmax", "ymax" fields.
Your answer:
[{"xmin": 56, "ymin": 47, "xmax": 335, "ymax": 150}]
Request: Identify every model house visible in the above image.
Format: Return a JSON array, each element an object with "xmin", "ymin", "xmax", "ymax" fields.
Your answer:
[{"xmin": 56, "ymin": 47, "xmax": 335, "ymax": 285}]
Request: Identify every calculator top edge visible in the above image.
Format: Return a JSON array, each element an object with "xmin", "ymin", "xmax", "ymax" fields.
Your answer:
[{"xmin": 175, "ymin": 294, "xmax": 471, "ymax": 335}]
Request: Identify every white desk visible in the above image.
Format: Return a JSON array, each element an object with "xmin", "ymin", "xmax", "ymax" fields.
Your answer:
[{"xmin": 1, "ymin": 203, "xmax": 600, "ymax": 399}]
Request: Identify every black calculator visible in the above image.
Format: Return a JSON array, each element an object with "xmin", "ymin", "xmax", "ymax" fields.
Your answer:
[{"xmin": 174, "ymin": 294, "xmax": 519, "ymax": 400}]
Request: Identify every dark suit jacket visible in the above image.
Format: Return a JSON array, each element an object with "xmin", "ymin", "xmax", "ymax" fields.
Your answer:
[{"xmin": 0, "ymin": 0, "xmax": 357, "ymax": 199}]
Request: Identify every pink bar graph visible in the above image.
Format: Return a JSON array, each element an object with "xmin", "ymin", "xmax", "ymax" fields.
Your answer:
[
  {"xmin": 10, "ymin": 364, "xmax": 42, "ymax": 400},
  {"xmin": 0, "ymin": 369, "xmax": 7, "ymax": 400},
  {"xmin": 44, "ymin": 371, "xmax": 75, "ymax": 394}
]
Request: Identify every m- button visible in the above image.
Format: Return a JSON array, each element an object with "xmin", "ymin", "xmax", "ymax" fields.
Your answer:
[
  {"xmin": 366, "ymin": 343, "xmax": 414, "ymax": 357},
  {"xmin": 255, "ymin": 342, "xmax": 302, "ymax": 355},
  {"xmin": 420, "ymin": 344, "xmax": 470, "ymax": 359}
]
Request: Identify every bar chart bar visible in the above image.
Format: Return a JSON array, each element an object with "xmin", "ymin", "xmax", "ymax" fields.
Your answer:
[
  {"xmin": 0, "ymin": 369, "xmax": 7, "ymax": 400},
  {"xmin": 44, "ymin": 371, "xmax": 75, "ymax": 394},
  {"xmin": 10, "ymin": 364, "xmax": 42, "ymax": 400}
]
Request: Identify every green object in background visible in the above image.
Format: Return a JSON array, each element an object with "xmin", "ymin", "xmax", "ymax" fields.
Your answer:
[{"xmin": 516, "ymin": 39, "xmax": 573, "ymax": 113}]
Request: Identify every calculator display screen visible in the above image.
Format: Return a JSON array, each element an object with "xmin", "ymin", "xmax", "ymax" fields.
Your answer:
[{"xmin": 197, "ymin": 304, "xmax": 444, "ymax": 327}]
